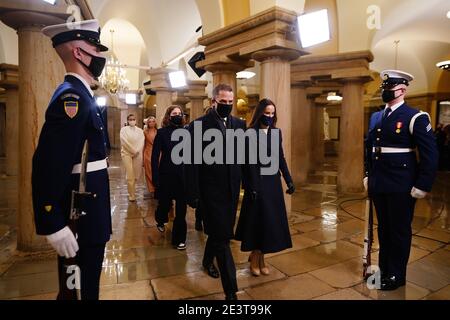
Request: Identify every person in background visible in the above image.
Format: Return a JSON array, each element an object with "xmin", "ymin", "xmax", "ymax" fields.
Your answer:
[
  {"xmin": 143, "ymin": 116, "xmax": 157, "ymax": 197},
  {"xmin": 120, "ymin": 114, "xmax": 145, "ymax": 202},
  {"xmin": 235, "ymin": 98, "xmax": 295, "ymax": 276},
  {"xmin": 152, "ymin": 106, "xmax": 188, "ymax": 250}
]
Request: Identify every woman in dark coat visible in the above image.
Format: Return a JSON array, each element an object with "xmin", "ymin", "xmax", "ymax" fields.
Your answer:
[
  {"xmin": 235, "ymin": 98, "xmax": 295, "ymax": 276},
  {"xmin": 151, "ymin": 105, "xmax": 188, "ymax": 250}
]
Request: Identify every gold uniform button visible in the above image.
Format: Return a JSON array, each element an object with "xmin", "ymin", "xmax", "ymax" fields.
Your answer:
[
  {"xmin": 376, "ymin": 138, "xmax": 380, "ymax": 141},
  {"xmin": 377, "ymin": 129, "xmax": 381, "ymax": 132},
  {"xmin": 375, "ymin": 157, "xmax": 379, "ymax": 160}
]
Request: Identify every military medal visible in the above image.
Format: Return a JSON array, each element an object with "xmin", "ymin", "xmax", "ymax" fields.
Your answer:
[{"xmin": 396, "ymin": 122, "xmax": 402, "ymax": 134}]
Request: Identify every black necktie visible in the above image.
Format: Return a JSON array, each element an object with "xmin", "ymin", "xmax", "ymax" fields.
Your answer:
[{"xmin": 382, "ymin": 107, "xmax": 391, "ymax": 122}]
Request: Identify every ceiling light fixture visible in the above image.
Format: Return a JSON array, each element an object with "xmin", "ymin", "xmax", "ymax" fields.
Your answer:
[
  {"xmin": 436, "ymin": 60, "xmax": 450, "ymax": 71},
  {"xmin": 327, "ymin": 92, "xmax": 343, "ymax": 102},
  {"xmin": 236, "ymin": 71, "xmax": 256, "ymax": 80}
]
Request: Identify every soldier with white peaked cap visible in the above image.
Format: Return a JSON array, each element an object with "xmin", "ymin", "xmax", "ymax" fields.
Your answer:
[
  {"xmin": 364, "ymin": 69, "xmax": 438, "ymax": 290},
  {"xmin": 32, "ymin": 19, "xmax": 111, "ymax": 300}
]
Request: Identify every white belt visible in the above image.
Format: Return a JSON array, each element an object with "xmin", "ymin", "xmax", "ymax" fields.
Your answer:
[
  {"xmin": 373, "ymin": 147, "xmax": 415, "ymax": 153},
  {"xmin": 72, "ymin": 159, "xmax": 108, "ymax": 174}
]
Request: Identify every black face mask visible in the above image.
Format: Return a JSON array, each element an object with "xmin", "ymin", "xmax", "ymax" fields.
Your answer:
[
  {"xmin": 77, "ymin": 48, "xmax": 106, "ymax": 78},
  {"xmin": 382, "ymin": 89, "xmax": 402, "ymax": 103},
  {"xmin": 260, "ymin": 115, "xmax": 274, "ymax": 127},
  {"xmin": 170, "ymin": 115, "xmax": 183, "ymax": 126},
  {"xmin": 216, "ymin": 102, "xmax": 233, "ymax": 118}
]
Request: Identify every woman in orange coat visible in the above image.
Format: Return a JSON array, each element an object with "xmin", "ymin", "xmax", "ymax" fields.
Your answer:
[{"xmin": 143, "ymin": 116, "xmax": 157, "ymax": 197}]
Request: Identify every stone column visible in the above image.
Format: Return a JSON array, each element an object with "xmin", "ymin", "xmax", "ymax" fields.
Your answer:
[
  {"xmin": 338, "ymin": 78, "xmax": 365, "ymax": 193},
  {"xmin": 291, "ymin": 82, "xmax": 311, "ymax": 186},
  {"xmin": 0, "ymin": 89, "xmax": 5, "ymax": 159},
  {"xmin": 147, "ymin": 68, "xmax": 175, "ymax": 127},
  {"xmin": 0, "ymin": 64, "xmax": 19, "ymax": 176},
  {"xmin": 310, "ymin": 98, "xmax": 325, "ymax": 171},
  {"xmin": 204, "ymin": 62, "xmax": 251, "ymax": 116},
  {"xmin": 253, "ymin": 49, "xmax": 301, "ymax": 213},
  {"xmin": 0, "ymin": 11, "xmax": 66, "ymax": 251},
  {"xmin": 186, "ymin": 80, "xmax": 208, "ymax": 122}
]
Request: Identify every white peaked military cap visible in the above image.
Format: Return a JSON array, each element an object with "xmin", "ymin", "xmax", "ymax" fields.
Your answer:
[
  {"xmin": 380, "ymin": 70, "xmax": 414, "ymax": 88},
  {"xmin": 42, "ymin": 19, "xmax": 108, "ymax": 52}
]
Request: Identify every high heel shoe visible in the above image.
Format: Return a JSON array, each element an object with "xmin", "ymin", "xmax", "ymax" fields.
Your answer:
[
  {"xmin": 248, "ymin": 251, "xmax": 260, "ymax": 276},
  {"xmin": 259, "ymin": 252, "xmax": 270, "ymax": 275}
]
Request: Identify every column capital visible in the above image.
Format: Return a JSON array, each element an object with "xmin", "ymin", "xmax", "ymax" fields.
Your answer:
[
  {"xmin": 291, "ymin": 80, "xmax": 312, "ymax": 89},
  {"xmin": 173, "ymin": 92, "xmax": 190, "ymax": 107},
  {"xmin": 0, "ymin": 0, "xmax": 93, "ymax": 30},
  {"xmin": 201, "ymin": 59, "xmax": 254, "ymax": 74},
  {"xmin": 252, "ymin": 48, "xmax": 302, "ymax": 63},
  {"xmin": 340, "ymin": 76, "xmax": 373, "ymax": 85},
  {"xmin": 186, "ymin": 80, "xmax": 208, "ymax": 100},
  {"xmin": 146, "ymin": 67, "xmax": 176, "ymax": 92},
  {"xmin": 0, "ymin": 64, "xmax": 19, "ymax": 89}
]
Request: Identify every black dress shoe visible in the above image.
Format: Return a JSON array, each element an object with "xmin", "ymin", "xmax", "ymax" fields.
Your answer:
[
  {"xmin": 225, "ymin": 292, "xmax": 238, "ymax": 300},
  {"xmin": 203, "ymin": 263, "xmax": 220, "ymax": 278},
  {"xmin": 380, "ymin": 276, "xmax": 406, "ymax": 291},
  {"xmin": 195, "ymin": 220, "xmax": 203, "ymax": 231}
]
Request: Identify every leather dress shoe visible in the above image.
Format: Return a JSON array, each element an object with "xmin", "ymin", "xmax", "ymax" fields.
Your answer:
[
  {"xmin": 380, "ymin": 276, "xmax": 406, "ymax": 291},
  {"xmin": 203, "ymin": 263, "xmax": 220, "ymax": 279},
  {"xmin": 225, "ymin": 292, "xmax": 238, "ymax": 300}
]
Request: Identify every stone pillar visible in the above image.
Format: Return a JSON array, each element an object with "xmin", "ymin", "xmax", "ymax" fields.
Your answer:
[
  {"xmin": 186, "ymin": 80, "xmax": 208, "ymax": 122},
  {"xmin": 310, "ymin": 98, "xmax": 325, "ymax": 171},
  {"xmin": 204, "ymin": 62, "xmax": 251, "ymax": 115},
  {"xmin": 253, "ymin": 49, "xmax": 301, "ymax": 212},
  {"xmin": 0, "ymin": 89, "xmax": 5, "ymax": 159},
  {"xmin": 147, "ymin": 68, "xmax": 175, "ymax": 127},
  {"xmin": 0, "ymin": 10, "xmax": 66, "ymax": 251},
  {"xmin": 0, "ymin": 64, "xmax": 19, "ymax": 176},
  {"xmin": 338, "ymin": 78, "xmax": 365, "ymax": 193},
  {"xmin": 291, "ymin": 82, "xmax": 311, "ymax": 186}
]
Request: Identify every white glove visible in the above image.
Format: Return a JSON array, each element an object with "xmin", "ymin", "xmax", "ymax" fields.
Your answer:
[
  {"xmin": 411, "ymin": 187, "xmax": 427, "ymax": 199},
  {"xmin": 46, "ymin": 226, "xmax": 79, "ymax": 258},
  {"xmin": 363, "ymin": 177, "xmax": 368, "ymax": 191}
]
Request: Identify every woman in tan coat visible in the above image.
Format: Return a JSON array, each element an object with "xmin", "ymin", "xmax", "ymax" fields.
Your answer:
[
  {"xmin": 120, "ymin": 114, "xmax": 145, "ymax": 202},
  {"xmin": 143, "ymin": 116, "xmax": 157, "ymax": 196}
]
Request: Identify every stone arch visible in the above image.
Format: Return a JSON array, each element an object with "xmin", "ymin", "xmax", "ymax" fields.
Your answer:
[{"xmin": 100, "ymin": 18, "xmax": 147, "ymax": 90}]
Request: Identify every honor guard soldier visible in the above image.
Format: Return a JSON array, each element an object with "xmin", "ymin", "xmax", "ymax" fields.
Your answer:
[
  {"xmin": 32, "ymin": 20, "xmax": 111, "ymax": 300},
  {"xmin": 364, "ymin": 70, "xmax": 438, "ymax": 290}
]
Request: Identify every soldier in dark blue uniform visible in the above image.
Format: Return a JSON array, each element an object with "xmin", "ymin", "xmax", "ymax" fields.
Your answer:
[
  {"xmin": 32, "ymin": 20, "xmax": 111, "ymax": 300},
  {"xmin": 364, "ymin": 70, "xmax": 439, "ymax": 290}
]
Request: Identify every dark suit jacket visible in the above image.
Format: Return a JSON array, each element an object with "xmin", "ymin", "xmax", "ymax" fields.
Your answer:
[{"xmin": 185, "ymin": 110, "xmax": 246, "ymax": 240}]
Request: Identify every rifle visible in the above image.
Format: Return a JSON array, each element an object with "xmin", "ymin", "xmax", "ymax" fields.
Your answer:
[
  {"xmin": 58, "ymin": 140, "xmax": 93, "ymax": 300},
  {"xmin": 362, "ymin": 193, "xmax": 374, "ymax": 280}
]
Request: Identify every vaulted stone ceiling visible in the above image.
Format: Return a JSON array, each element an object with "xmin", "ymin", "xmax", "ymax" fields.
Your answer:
[{"xmin": 1, "ymin": 0, "xmax": 448, "ymax": 93}]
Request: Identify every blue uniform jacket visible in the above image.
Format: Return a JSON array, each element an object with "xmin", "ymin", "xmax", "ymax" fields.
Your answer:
[
  {"xmin": 366, "ymin": 103, "xmax": 438, "ymax": 193},
  {"xmin": 32, "ymin": 74, "xmax": 112, "ymax": 245}
]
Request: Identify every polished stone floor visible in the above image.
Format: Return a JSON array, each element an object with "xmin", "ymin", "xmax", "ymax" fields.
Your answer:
[{"xmin": 0, "ymin": 151, "xmax": 449, "ymax": 300}]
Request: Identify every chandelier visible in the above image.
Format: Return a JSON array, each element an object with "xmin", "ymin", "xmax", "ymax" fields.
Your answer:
[{"xmin": 99, "ymin": 29, "xmax": 129, "ymax": 94}]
